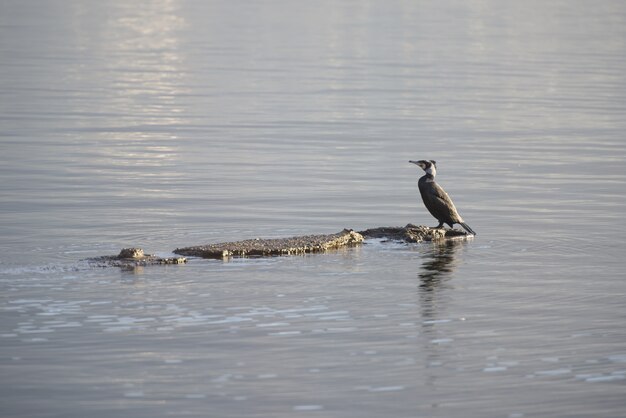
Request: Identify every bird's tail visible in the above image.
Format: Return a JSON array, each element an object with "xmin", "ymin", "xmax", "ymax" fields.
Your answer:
[{"xmin": 459, "ymin": 222, "xmax": 476, "ymax": 236}]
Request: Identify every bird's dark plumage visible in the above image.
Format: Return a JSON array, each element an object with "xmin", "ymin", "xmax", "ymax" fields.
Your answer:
[{"xmin": 409, "ymin": 160, "xmax": 476, "ymax": 235}]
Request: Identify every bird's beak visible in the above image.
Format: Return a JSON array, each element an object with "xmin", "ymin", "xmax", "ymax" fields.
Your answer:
[{"xmin": 409, "ymin": 160, "xmax": 420, "ymax": 166}]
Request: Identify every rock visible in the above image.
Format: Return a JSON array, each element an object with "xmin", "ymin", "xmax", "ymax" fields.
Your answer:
[
  {"xmin": 359, "ymin": 224, "xmax": 471, "ymax": 243},
  {"xmin": 174, "ymin": 229, "xmax": 364, "ymax": 259},
  {"xmin": 118, "ymin": 248, "xmax": 144, "ymax": 259},
  {"xmin": 85, "ymin": 248, "xmax": 187, "ymax": 268},
  {"xmin": 84, "ymin": 225, "xmax": 472, "ymax": 267}
]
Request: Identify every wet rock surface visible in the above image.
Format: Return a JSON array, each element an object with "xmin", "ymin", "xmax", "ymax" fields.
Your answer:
[
  {"xmin": 174, "ymin": 225, "xmax": 471, "ymax": 260},
  {"xmin": 85, "ymin": 248, "xmax": 187, "ymax": 268},
  {"xmin": 174, "ymin": 229, "xmax": 364, "ymax": 259},
  {"xmin": 85, "ymin": 225, "xmax": 472, "ymax": 266},
  {"xmin": 359, "ymin": 224, "xmax": 470, "ymax": 243}
]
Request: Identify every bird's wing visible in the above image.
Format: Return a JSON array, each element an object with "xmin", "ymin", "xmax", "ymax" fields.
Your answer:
[
  {"xmin": 424, "ymin": 183, "xmax": 462, "ymax": 223},
  {"xmin": 430, "ymin": 183, "xmax": 454, "ymax": 204}
]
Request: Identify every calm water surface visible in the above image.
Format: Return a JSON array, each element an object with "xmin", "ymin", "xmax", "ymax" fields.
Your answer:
[{"xmin": 1, "ymin": 1, "xmax": 626, "ymax": 417}]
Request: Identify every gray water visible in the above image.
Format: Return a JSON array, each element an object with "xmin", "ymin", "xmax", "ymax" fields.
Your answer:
[{"xmin": 1, "ymin": 1, "xmax": 626, "ymax": 417}]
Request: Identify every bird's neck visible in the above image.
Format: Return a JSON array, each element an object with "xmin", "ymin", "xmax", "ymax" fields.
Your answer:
[{"xmin": 421, "ymin": 173, "xmax": 435, "ymax": 181}]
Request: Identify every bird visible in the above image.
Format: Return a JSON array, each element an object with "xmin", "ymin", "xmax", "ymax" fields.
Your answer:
[{"xmin": 409, "ymin": 160, "xmax": 476, "ymax": 235}]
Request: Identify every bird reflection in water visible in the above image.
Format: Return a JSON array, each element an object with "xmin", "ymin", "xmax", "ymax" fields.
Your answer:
[
  {"xmin": 417, "ymin": 239, "xmax": 466, "ymax": 401},
  {"xmin": 418, "ymin": 239, "xmax": 465, "ymax": 321},
  {"xmin": 419, "ymin": 239, "xmax": 464, "ymax": 290}
]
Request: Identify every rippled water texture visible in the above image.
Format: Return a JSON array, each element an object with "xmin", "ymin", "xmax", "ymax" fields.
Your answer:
[{"xmin": 1, "ymin": 1, "xmax": 626, "ymax": 417}]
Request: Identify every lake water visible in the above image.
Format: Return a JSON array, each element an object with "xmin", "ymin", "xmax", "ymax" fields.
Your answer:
[{"xmin": 1, "ymin": 1, "xmax": 626, "ymax": 417}]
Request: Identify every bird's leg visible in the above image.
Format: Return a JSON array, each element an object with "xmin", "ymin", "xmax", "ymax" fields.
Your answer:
[{"xmin": 432, "ymin": 221, "xmax": 444, "ymax": 230}]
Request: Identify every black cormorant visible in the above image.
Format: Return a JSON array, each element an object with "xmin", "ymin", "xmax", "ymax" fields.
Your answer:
[{"xmin": 409, "ymin": 160, "xmax": 476, "ymax": 235}]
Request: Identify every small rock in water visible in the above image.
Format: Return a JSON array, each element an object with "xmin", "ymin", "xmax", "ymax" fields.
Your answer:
[
  {"xmin": 118, "ymin": 248, "xmax": 144, "ymax": 259},
  {"xmin": 84, "ymin": 248, "xmax": 186, "ymax": 268}
]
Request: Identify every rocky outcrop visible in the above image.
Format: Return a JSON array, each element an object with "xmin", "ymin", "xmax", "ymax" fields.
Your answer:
[
  {"xmin": 174, "ymin": 229, "xmax": 364, "ymax": 259},
  {"xmin": 84, "ymin": 225, "xmax": 472, "ymax": 267},
  {"xmin": 359, "ymin": 224, "xmax": 470, "ymax": 243},
  {"xmin": 174, "ymin": 225, "xmax": 471, "ymax": 260}
]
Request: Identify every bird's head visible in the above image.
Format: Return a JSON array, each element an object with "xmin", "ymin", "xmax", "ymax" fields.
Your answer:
[{"xmin": 409, "ymin": 160, "xmax": 437, "ymax": 176}]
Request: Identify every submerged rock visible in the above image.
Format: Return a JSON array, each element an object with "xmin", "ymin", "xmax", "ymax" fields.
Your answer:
[
  {"xmin": 174, "ymin": 229, "xmax": 364, "ymax": 259},
  {"xmin": 85, "ymin": 248, "xmax": 187, "ymax": 268},
  {"xmin": 359, "ymin": 224, "xmax": 471, "ymax": 243}
]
